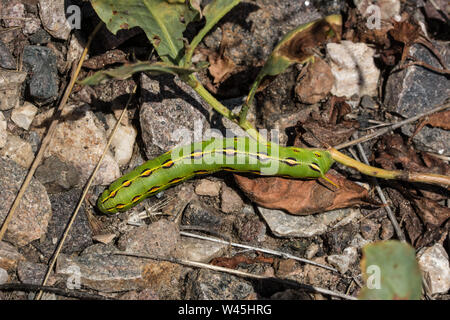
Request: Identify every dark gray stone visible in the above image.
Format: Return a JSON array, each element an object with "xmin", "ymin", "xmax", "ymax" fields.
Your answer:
[
  {"xmin": 0, "ymin": 40, "xmax": 16, "ymax": 69},
  {"xmin": 22, "ymin": 45, "xmax": 59, "ymax": 101},
  {"xmin": 28, "ymin": 28, "xmax": 52, "ymax": 45},
  {"xmin": 35, "ymin": 156, "xmax": 80, "ymax": 193},
  {"xmin": 185, "ymin": 269, "xmax": 255, "ymax": 299},
  {"xmin": 182, "ymin": 200, "xmax": 224, "ymax": 231},
  {"xmin": 384, "ymin": 41, "xmax": 450, "ymax": 154},
  {"xmin": 33, "ymin": 189, "xmax": 93, "ymax": 258}
]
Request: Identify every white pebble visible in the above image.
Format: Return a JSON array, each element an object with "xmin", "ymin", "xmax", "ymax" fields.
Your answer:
[{"xmin": 11, "ymin": 102, "xmax": 38, "ymax": 130}]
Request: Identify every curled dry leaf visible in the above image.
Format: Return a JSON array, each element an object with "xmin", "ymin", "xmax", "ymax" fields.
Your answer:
[
  {"xmin": 234, "ymin": 170, "xmax": 378, "ymax": 215},
  {"xmin": 295, "ymin": 57, "xmax": 334, "ymax": 104},
  {"xmin": 409, "ymin": 109, "xmax": 450, "ymax": 142},
  {"xmin": 412, "ymin": 197, "xmax": 450, "ymax": 227}
]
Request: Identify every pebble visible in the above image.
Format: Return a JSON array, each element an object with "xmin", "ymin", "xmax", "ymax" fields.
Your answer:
[
  {"xmin": 305, "ymin": 243, "xmax": 320, "ymax": 260},
  {"xmin": 34, "ymin": 156, "xmax": 80, "ymax": 193},
  {"xmin": 22, "ymin": 45, "xmax": 59, "ymax": 101},
  {"xmin": 327, "ymin": 41, "xmax": 380, "ymax": 98},
  {"xmin": 139, "ymin": 73, "xmax": 211, "ymax": 159},
  {"xmin": 11, "ymin": 102, "xmax": 38, "ymax": 130},
  {"xmin": 175, "ymin": 237, "xmax": 227, "ymax": 263},
  {"xmin": 34, "ymin": 189, "xmax": 93, "ymax": 259},
  {"xmin": 28, "ymin": 28, "xmax": 52, "ymax": 45},
  {"xmin": 56, "ymin": 244, "xmax": 185, "ymax": 298},
  {"xmin": 181, "ymin": 200, "xmax": 224, "ymax": 230},
  {"xmin": 0, "ymin": 268, "xmax": 8, "ymax": 285},
  {"xmin": 221, "ymin": 186, "xmax": 244, "ymax": 214},
  {"xmin": 2, "ymin": 2, "xmax": 25, "ymax": 28},
  {"xmin": 0, "ymin": 134, "xmax": 34, "ymax": 168},
  {"xmin": 354, "ymin": 0, "xmax": 401, "ymax": 20},
  {"xmin": 38, "ymin": 0, "xmax": 72, "ymax": 40},
  {"xmin": 258, "ymin": 207, "xmax": 360, "ymax": 238},
  {"xmin": 417, "ymin": 243, "xmax": 450, "ymax": 295},
  {"xmin": 0, "ymin": 40, "xmax": 16, "ymax": 69},
  {"xmin": 17, "ymin": 261, "xmax": 58, "ymax": 286},
  {"xmin": 117, "ymin": 219, "xmax": 179, "ymax": 258},
  {"xmin": 0, "ymin": 241, "xmax": 24, "ymax": 271},
  {"xmin": 0, "ymin": 158, "xmax": 52, "ymax": 246},
  {"xmin": 380, "ymin": 218, "xmax": 395, "ymax": 240},
  {"xmin": 360, "ymin": 218, "xmax": 380, "ymax": 240},
  {"xmin": 195, "ymin": 179, "xmax": 221, "ymax": 197},
  {"xmin": 185, "ymin": 269, "xmax": 255, "ymax": 299},
  {"xmin": 0, "ymin": 70, "xmax": 27, "ymax": 111},
  {"xmin": 105, "ymin": 114, "xmax": 137, "ymax": 166},
  {"xmin": 235, "ymin": 216, "xmax": 266, "ymax": 243},
  {"xmin": 326, "ymin": 246, "xmax": 358, "ymax": 274},
  {"xmin": 38, "ymin": 105, "xmax": 120, "ymax": 185},
  {"xmin": 0, "ymin": 112, "xmax": 6, "ymax": 148},
  {"xmin": 384, "ymin": 41, "xmax": 449, "ymax": 154}
]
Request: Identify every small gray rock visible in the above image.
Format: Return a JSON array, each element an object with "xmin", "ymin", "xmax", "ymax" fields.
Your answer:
[
  {"xmin": 0, "ymin": 40, "xmax": 16, "ymax": 69},
  {"xmin": 384, "ymin": 41, "xmax": 450, "ymax": 154},
  {"xmin": 380, "ymin": 218, "xmax": 395, "ymax": 240},
  {"xmin": 360, "ymin": 219, "xmax": 380, "ymax": 240},
  {"xmin": 0, "ymin": 268, "xmax": 8, "ymax": 285},
  {"xmin": 139, "ymin": 73, "xmax": 211, "ymax": 159},
  {"xmin": 221, "ymin": 186, "xmax": 244, "ymax": 214},
  {"xmin": 0, "ymin": 157, "xmax": 52, "ymax": 246},
  {"xmin": 185, "ymin": 269, "xmax": 255, "ymax": 299},
  {"xmin": 182, "ymin": 200, "xmax": 224, "ymax": 231},
  {"xmin": 117, "ymin": 219, "xmax": 179, "ymax": 258},
  {"xmin": 35, "ymin": 156, "xmax": 80, "ymax": 193},
  {"xmin": 0, "ymin": 70, "xmax": 27, "ymax": 111},
  {"xmin": 22, "ymin": 45, "xmax": 59, "ymax": 101},
  {"xmin": 258, "ymin": 206, "xmax": 360, "ymax": 238},
  {"xmin": 34, "ymin": 189, "xmax": 93, "ymax": 258}
]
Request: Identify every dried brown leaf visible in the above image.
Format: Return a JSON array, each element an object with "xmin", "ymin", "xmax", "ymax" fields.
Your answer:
[{"xmin": 234, "ymin": 170, "xmax": 378, "ymax": 215}]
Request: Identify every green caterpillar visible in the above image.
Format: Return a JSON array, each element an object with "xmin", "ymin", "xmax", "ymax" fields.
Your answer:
[{"xmin": 97, "ymin": 137, "xmax": 335, "ymax": 214}]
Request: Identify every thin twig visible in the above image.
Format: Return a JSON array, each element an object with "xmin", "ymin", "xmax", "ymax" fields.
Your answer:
[
  {"xmin": 179, "ymin": 231, "xmax": 339, "ymax": 273},
  {"xmin": 114, "ymin": 251, "xmax": 357, "ymax": 300},
  {"xmin": 334, "ymin": 102, "xmax": 449, "ymax": 150},
  {"xmin": 0, "ymin": 283, "xmax": 110, "ymax": 300},
  {"xmin": 353, "ymin": 135, "xmax": 406, "ymax": 241}
]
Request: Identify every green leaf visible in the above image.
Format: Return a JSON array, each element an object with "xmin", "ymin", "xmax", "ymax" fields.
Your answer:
[
  {"xmin": 79, "ymin": 61, "xmax": 196, "ymax": 85},
  {"xmin": 239, "ymin": 14, "xmax": 342, "ymax": 125},
  {"xmin": 91, "ymin": 0, "xmax": 199, "ymax": 63},
  {"xmin": 184, "ymin": 0, "xmax": 241, "ymax": 65},
  {"xmin": 258, "ymin": 14, "xmax": 342, "ymax": 79},
  {"xmin": 359, "ymin": 241, "xmax": 422, "ymax": 300}
]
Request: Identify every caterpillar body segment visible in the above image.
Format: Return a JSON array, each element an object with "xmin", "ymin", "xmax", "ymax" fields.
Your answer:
[{"xmin": 97, "ymin": 137, "xmax": 334, "ymax": 214}]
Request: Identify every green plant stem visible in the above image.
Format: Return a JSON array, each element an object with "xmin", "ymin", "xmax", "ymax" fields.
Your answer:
[
  {"xmin": 239, "ymin": 74, "xmax": 262, "ymax": 125},
  {"xmin": 187, "ymin": 74, "xmax": 264, "ymax": 141},
  {"xmin": 329, "ymin": 148, "xmax": 450, "ymax": 186}
]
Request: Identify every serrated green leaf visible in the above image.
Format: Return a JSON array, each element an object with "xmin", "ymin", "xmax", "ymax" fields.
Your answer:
[
  {"xmin": 91, "ymin": 0, "xmax": 199, "ymax": 63},
  {"xmin": 79, "ymin": 61, "xmax": 196, "ymax": 85},
  {"xmin": 359, "ymin": 241, "xmax": 422, "ymax": 300}
]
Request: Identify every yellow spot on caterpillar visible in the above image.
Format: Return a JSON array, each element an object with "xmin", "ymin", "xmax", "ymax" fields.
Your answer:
[
  {"xmin": 147, "ymin": 186, "xmax": 160, "ymax": 194},
  {"xmin": 122, "ymin": 180, "xmax": 132, "ymax": 187},
  {"xmin": 169, "ymin": 177, "xmax": 183, "ymax": 184},
  {"xmin": 162, "ymin": 160, "xmax": 174, "ymax": 168},
  {"xmin": 131, "ymin": 195, "xmax": 141, "ymax": 203},
  {"xmin": 140, "ymin": 169, "xmax": 153, "ymax": 177},
  {"xmin": 115, "ymin": 204, "xmax": 126, "ymax": 209}
]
